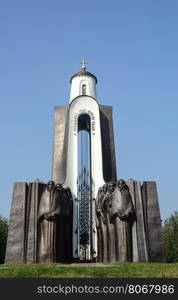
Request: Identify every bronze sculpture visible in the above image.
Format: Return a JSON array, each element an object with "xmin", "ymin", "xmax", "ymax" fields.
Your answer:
[
  {"xmin": 96, "ymin": 180, "xmax": 135, "ymax": 262},
  {"xmin": 111, "ymin": 180, "xmax": 134, "ymax": 262},
  {"xmin": 5, "ymin": 178, "xmax": 164, "ymax": 264},
  {"xmin": 38, "ymin": 181, "xmax": 59, "ymax": 263},
  {"xmin": 37, "ymin": 181, "xmax": 73, "ymax": 263}
]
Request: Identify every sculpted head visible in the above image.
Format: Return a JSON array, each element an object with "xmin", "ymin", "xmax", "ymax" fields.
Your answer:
[
  {"xmin": 103, "ymin": 183, "xmax": 108, "ymax": 194},
  {"xmin": 118, "ymin": 179, "xmax": 126, "ymax": 191},
  {"xmin": 47, "ymin": 180, "xmax": 55, "ymax": 191},
  {"xmin": 56, "ymin": 183, "xmax": 63, "ymax": 192},
  {"xmin": 98, "ymin": 187, "xmax": 103, "ymax": 194},
  {"xmin": 108, "ymin": 182, "xmax": 116, "ymax": 193}
]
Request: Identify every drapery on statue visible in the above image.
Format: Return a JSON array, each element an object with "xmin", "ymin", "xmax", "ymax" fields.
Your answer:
[
  {"xmin": 37, "ymin": 181, "xmax": 73, "ymax": 263},
  {"xmin": 96, "ymin": 182, "xmax": 116, "ymax": 262},
  {"xmin": 96, "ymin": 180, "xmax": 135, "ymax": 262},
  {"xmin": 111, "ymin": 179, "xmax": 135, "ymax": 262},
  {"xmin": 96, "ymin": 184, "xmax": 108, "ymax": 262},
  {"xmin": 57, "ymin": 186, "xmax": 73, "ymax": 263},
  {"xmin": 37, "ymin": 179, "xmax": 134, "ymax": 263},
  {"xmin": 38, "ymin": 181, "xmax": 62, "ymax": 263},
  {"xmin": 103, "ymin": 182, "xmax": 116, "ymax": 262}
]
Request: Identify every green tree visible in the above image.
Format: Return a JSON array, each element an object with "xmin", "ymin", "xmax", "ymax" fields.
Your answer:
[
  {"xmin": 0, "ymin": 216, "xmax": 8, "ymax": 264},
  {"xmin": 163, "ymin": 211, "xmax": 178, "ymax": 263}
]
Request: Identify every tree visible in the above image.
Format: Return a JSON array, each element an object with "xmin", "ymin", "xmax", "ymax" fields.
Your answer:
[
  {"xmin": 163, "ymin": 211, "xmax": 178, "ymax": 263},
  {"xmin": 0, "ymin": 216, "xmax": 8, "ymax": 264}
]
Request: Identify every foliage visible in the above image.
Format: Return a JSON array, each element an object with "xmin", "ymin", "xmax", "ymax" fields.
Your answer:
[
  {"xmin": 163, "ymin": 211, "xmax": 178, "ymax": 263},
  {"xmin": 0, "ymin": 263, "xmax": 178, "ymax": 278},
  {"xmin": 0, "ymin": 216, "xmax": 8, "ymax": 264}
]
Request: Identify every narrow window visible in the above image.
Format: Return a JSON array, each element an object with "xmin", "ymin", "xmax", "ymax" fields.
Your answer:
[
  {"xmin": 77, "ymin": 114, "xmax": 91, "ymax": 260},
  {"xmin": 82, "ymin": 84, "xmax": 86, "ymax": 95}
]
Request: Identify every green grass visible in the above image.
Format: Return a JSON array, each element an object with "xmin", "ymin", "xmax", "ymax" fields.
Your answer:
[{"xmin": 0, "ymin": 263, "xmax": 178, "ymax": 278}]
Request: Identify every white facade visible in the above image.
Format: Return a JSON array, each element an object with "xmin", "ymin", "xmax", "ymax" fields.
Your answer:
[
  {"xmin": 70, "ymin": 74, "xmax": 97, "ymax": 102},
  {"xmin": 64, "ymin": 69, "xmax": 105, "ymax": 259}
]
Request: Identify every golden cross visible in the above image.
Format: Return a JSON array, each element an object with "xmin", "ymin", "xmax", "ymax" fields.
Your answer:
[{"xmin": 80, "ymin": 59, "xmax": 88, "ymax": 71}]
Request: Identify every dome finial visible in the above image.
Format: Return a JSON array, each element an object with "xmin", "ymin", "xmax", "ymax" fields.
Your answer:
[{"xmin": 80, "ymin": 59, "xmax": 88, "ymax": 71}]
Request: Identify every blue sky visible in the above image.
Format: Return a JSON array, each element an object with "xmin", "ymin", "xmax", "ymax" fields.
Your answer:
[{"xmin": 0, "ymin": 0, "xmax": 177, "ymax": 220}]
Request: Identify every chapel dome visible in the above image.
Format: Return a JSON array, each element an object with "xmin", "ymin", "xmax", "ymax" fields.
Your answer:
[{"xmin": 70, "ymin": 69, "xmax": 97, "ymax": 84}]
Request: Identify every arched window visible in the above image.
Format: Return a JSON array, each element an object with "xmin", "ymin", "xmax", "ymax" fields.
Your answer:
[
  {"xmin": 77, "ymin": 114, "xmax": 91, "ymax": 259},
  {"xmin": 82, "ymin": 84, "xmax": 86, "ymax": 95}
]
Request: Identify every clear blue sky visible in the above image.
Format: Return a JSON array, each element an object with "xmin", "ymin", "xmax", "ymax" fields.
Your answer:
[{"xmin": 0, "ymin": 0, "xmax": 178, "ymax": 221}]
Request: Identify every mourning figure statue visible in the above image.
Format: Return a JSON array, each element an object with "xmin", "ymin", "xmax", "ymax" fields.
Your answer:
[
  {"xmin": 102, "ymin": 182, "xmax": 116, "ymax": 262},
  {"xmin": 96, "ymin": 184, "xmax": 108, "ymax": 262},
  {"xmin": 38, "ymin": 180, "xmax": 63, "ymax": 263},
  {"xmin": 111, "ymin": 179, "xmax": 135, "ymax": 262},
  {"xmin": 96, "ymin": 182, "xmax": 116, "ymax": 262},
  {"xmin": 96, "ymin": 179, "xmax": 135, "ymax": 262}
]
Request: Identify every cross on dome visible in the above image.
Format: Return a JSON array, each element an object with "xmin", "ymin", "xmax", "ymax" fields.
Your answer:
[{"xmin": 80, "ymin": 59, "xmax": 88, "ymax": 71}]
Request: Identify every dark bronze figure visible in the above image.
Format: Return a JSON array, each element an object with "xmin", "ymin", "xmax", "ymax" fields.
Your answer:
[
  {"xmin": 96, "ymin": 180, "xmax": 135, "ymax": 262},
  {"xmin": 111, "ymin": 179, "xmax": 134, "ymax": 262},
  {"xmin": 38, "ymin": 181, "xmax": 55, "ymax": 262},
  {"xmin": 103, "ymin": 182, "xmax": 116, "ymax": 262},
  {"xmin": 38, "ymin": 181, "xmax": 63, "ymax": 263},
  {"xmin": 37, "ymin": 181, "xmax": 74, "ymax": 263},
  {"xmin": 96, "ymin": 184, "xmax": 108, "ymax": 262}
]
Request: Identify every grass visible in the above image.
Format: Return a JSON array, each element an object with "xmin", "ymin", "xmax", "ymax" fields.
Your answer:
[{"xmin": 0, "ymin": 263, "xmax": 177, "ymax": 278}]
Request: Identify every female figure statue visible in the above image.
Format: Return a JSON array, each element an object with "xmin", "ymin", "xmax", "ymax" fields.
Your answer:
[
  {"xmin": 105, "ymin": 182, "xmax": 116, "ymax": 262},
  {"xmin": 96, "ymin": 184, "xmax": 108, "ymax": 262},
  {"xmin": 111, "ymin": 179, "xmax": 134, "ymax": 262},
  {"xmin": 38, "ymin": 181, "xmax": 63, "ymax": 263}
]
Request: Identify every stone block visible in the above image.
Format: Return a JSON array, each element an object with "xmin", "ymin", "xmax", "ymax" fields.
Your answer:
[
  {"xmin": 5, "ymin": 182, "xmax": 28, "ymax": 264},
  {"xmin": 51, "ymin": 106, "xmax": 69, "ymax": 184},
  {"xmin": 142, "ymin": 181, "xmax": 164, "ymax": 262},
  {"xmin": 133, "ymin": 181, "xmax": 148, "ymax": 262},
  {"xmin": 99, "ymin": 105, "xmax": 117, "ymax": 182}
]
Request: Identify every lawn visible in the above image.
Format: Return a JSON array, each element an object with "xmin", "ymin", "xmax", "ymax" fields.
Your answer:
[{"xmin": 0, "ymin": 263, "xmax": 177, "ymax": 278}]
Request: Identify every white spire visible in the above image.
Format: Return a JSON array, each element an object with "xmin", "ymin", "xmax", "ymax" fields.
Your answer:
[{"xmin": 69, "ymin": 61, "xmax": 97, "ymax": 103}]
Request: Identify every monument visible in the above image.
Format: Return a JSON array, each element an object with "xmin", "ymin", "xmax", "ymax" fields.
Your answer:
[{"xmin": 5, "ymin": 61, "xmax": 164, "ymax": 264}]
